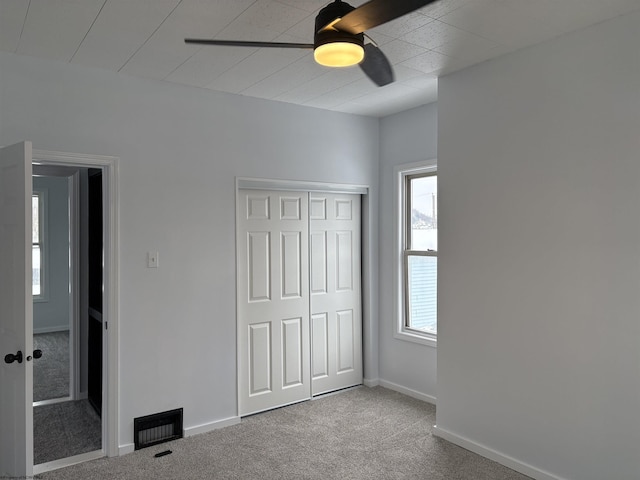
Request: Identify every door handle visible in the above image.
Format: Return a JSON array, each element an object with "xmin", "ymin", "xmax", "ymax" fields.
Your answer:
[
  {"xmin": 4, "ymin": 350, "xmax": 23, "ymax": 364},
  {"xmin": 25, "ymin": 350, "xmax": 42, "ymax": 361}
]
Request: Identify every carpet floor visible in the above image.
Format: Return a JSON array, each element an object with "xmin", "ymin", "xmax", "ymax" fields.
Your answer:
[
  {"xmin": 33, "ymin": 331, "xmax": 70, "ymax": 402},
  {"xmin": 39, "ymin": 387, "xmax": 531, "ymax": 480},
  {"xmin": 34, "ymin": 399, "xmax": 102, "ymax": 465}
]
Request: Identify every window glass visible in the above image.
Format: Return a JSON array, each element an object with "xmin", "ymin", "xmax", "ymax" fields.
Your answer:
[
  {"xmin": 409, "ymin": 175, "xmax": 437, "ymax": 251},
  {"xmin": 32, "ymin": 246, "xmax": 41, "ymax": 296},
  {"xmin": 32, "ymin": 195, "xmax": 40, "ymax": 243},
  {"xmin": 407, "ymin": 255, "xmax": 437, "ymax": 334},
  {"xmin": 32, "ymin": 193, "xmax": 43, "ymax": 297}
]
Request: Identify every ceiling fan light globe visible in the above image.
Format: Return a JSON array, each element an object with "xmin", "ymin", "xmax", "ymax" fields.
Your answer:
[{"xmin": 314, "ymin": 42, "xmax": 364, "ymax": 67}]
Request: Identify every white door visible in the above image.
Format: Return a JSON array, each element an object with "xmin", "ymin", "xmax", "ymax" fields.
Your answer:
[
  {"xmin": 237, "ymin": 190, "xmax": 311, "ymax": 415},
  {"xmin": 0, "ymin": 142, "xmax": 34, "ymax": 477},
  {"xmin": 309, "ymin": 193, "xmax": 362, "ymax": 395}
]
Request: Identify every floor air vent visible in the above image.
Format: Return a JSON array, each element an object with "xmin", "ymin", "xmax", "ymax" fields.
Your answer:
[{"xmin": 134, "ymin": 408, "xmax": 183, "ymax": 450}]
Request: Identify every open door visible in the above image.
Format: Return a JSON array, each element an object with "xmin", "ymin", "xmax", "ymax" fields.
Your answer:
[{"xmin": 0, "ymin": 141, "xmax": 34, "ymax": 477}]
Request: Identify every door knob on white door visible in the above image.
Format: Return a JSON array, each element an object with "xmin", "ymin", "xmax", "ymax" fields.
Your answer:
[
  {"xmin": 4, "ymin": 350, "xmax": 23, "ymax": 364},
  {"xmin": 27, "ymin": 349, "xmax": 43, "ymax": 361}
]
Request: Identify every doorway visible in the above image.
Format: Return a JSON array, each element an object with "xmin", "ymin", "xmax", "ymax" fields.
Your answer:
[
  {"xmin": 31, "ymin": 166, "xmax": 103, "ymax": 467},
  {"xmin": 30, "ymin": 149, "xmax": 119, "ymax": 475}
]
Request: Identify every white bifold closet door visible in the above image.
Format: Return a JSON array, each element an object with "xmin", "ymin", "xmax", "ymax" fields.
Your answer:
[{"xmin": 237, "ymin": 189, "xmax": 362, "ymax": 416}]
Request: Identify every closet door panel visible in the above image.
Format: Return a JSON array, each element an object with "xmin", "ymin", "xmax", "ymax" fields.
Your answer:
[
  {"xmin": 238, "ymin": 190, "xmax": 310, "ymax": 416},
  {"xmin": 310, "ymin": 193, "xmax": 362, "ymax": 396}
]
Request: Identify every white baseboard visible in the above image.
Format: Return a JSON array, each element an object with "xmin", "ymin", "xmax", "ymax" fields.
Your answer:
[
  {"xmin": 33, "ymin": 326, "xmax": 70, "ymax": 334},
  {"xmin": 432, "ymin": 426, "xmax": 566, "ymax": 480},
  {"xmin": 377, "ymin": 379, "xmax": 437, "ymax": 405},
  {"xmin": 363, "ymin": 378, "xmax": 379, "ymax": 387},
  {"xmin": 119, "ymin": 416, "xmax": 241, "ymax": 456},
  {"xmin": 119, "ymin": 443, "xmax": 135, "ymax": 456},
  {"xmin": 184, "ymin": 416, "xmax": 241, "ymax": 437}
]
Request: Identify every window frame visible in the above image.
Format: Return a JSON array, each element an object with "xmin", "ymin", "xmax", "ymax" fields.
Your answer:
[
  {"xmin": 32, "ymin": 188, "xmax": 49, "ymax": 302},
  {"xmin": 393, "ymin": 160, "xmax": 437, "ymax": 347}
]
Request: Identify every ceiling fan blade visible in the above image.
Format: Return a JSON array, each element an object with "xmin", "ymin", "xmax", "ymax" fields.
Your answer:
[
  {"xmin": 185, "ymin": 39, "xmax": 314, "ymax": 49},
  {"xmin": 360, "ymin": 44, "xmax": 394, "ymax": 86},
  {"xmin": 332, "ymin": 0, "xmax": 440, "ymax": 35}
]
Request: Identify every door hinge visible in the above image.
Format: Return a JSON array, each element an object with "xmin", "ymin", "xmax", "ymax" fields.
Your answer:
[{"xmin": 105, "ymin": 321, "xmax": 108, "ymax": 330}]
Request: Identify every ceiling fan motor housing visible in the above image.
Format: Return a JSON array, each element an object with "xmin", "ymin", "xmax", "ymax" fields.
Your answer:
[{"xmin": 314, "ymin": 1, "xmax": 364, "ymax": 51}]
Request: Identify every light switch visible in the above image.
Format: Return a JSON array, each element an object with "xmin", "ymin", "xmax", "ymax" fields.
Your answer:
[{"xmin": 147, "ymin": 251, "xmax": 159, "ymax": 268}]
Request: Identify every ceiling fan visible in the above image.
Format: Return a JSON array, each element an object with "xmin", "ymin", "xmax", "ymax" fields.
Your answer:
[{"xmin": 185, "ymin": 0, "xmax": 439, "ymax": 87}]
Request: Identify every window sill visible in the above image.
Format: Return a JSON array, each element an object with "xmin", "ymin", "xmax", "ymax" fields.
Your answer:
[{"xmin": 394, "ymin": 329, "xmax": 437, "ymax": 348}]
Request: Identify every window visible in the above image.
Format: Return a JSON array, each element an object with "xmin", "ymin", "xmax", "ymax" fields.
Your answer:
[
  {"xmin": 32, "ymin": 190, "xmax": 47, "ymax": 300},
  {"xmin": 394, "ymin": 162, "xmax": 437, "ymax": 345}
]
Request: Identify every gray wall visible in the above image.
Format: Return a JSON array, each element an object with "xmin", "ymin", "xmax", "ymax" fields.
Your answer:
[
  {"xmin": 379, "ymin": 103, "xmax": 438, "ymax": 399},
  {"xmin": 437, "ymin": 11, "xmax": 640, "ymax": 480},
  {"xmin": 0, "ymin": 51, "xmax": 380, "ymax": 449},
  {"xmin": 32, "ymin": 175, "xmax": 70, "ymax": 333}
]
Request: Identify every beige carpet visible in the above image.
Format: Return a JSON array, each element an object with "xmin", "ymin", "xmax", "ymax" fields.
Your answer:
[{"xmin": 40, "ymin": 386, "xmax": 531, "ymax": 480}]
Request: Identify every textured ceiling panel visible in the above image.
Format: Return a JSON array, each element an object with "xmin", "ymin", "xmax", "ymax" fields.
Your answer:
[
  {"xmin": 0, "ymin": 0, "xmax": 29, "ymax": 52},
  {"xmin": 119, "ymin": 0, "xmax": 257, "ymax": 79},
  {"xmin": 70, "ymin": 0, "xmax": 181, "ymax": 70},
  {"xmin": 16, "ymin": 0, "xmax": 105, "ymax": 61},
  {"xmin": 2, "ymin": 0, "xmax": 639, "ymax": 117}
]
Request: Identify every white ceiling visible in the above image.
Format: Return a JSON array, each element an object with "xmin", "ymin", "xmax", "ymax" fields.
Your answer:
[{"xmin": 2, "ymin": 0, "xmax": 639, "ymax": 117}]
